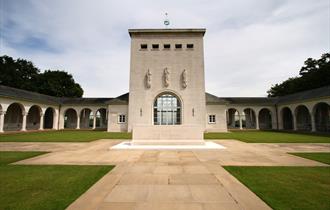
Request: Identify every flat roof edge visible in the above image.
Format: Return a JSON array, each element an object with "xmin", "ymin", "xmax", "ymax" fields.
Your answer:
[{"xmin": 128, "ymin": 28, "xmax": 206, "ymax": 36}]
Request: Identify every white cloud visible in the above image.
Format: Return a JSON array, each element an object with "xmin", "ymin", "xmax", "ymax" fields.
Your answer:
[{"xmin": 0, "ymin": 0, "xmax": 329, "ymax": 97}]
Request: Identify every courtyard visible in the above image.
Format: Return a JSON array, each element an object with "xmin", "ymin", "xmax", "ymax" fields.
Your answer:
[{"xmin": 0, "ymin": 131, "xmax": 329, "ymax": 210}]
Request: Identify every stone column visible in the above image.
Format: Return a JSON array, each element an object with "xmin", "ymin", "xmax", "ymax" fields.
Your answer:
[
  {"xmin": 311, "ymin": 112, "xmax": 316, "ymax": 132},
  {"xmin": 93, "ymin": 114, "xmax": 96, "ymax": 129},
  {"xmin": 0, "ymin": 111, "xmax": 5, "ymax": 132},
  {"xmin": 239, "ymin": 114, "xmax": 243, "ymax": 130},
  {"xmin": 76, "ymin": 115, "xmax": 80, "ymax": 129},
  {"xmin": 293, "ymin": 115, "xmax": 297, "ymax": 131},
  {"xmin": 21, "ymin": 112, "xmax": 27, "ymax": 131},
  {"xmin": 39, "ymin": 113, "xmax": 44, "ymax": 130},
  {"xmin": 256, "ymin": 113, "xmax": 260, "ymax": 130}
]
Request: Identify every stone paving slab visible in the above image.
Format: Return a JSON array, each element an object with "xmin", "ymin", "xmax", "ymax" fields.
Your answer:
[{"xmin": 1, "ymin": 139, "xmax": 329, "ymax": 210}]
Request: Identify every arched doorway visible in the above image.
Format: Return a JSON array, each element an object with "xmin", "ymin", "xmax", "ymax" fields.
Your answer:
[
  {"xmin": 44, "ymin": 107, "xmax": 54, "ymax": 129},
  {"xmin": 259, "ymin": 108, "xmax": 272, "ymax": 129},
  {"xmin": 243, "ymin": 108, "xmax": 256, "ymax": 129},
  {"xmin": 282, "ymin": 107, "xmax": 293, "ymax": 130},
  {"xmin": 153, "ymin": 93, "xmax": 181, "ymax": 125},
  {"xmin": 227, "ymin": 108, "xmax": 240, "ymax": 129},
  {"xmin": 80, "ymin": 108, "xmax": 93, "ymax": 129},
  {"xmin": 64, "ymin": 108, "xmax": 77, "ymax": 129},
  {"xmin": 96, "ymin": 108, "xmax": 107, "ymax": 129},
  {"xmin": 4, "ymin": 103, "xmax": 24, "ymax": 131},
  {"xmin": 313, "ymin": 102, "xmax": 330, "ymax": 132},
  {"xmin": 27, "ymin": 105, "xmax": 42, "ymax": 130},
  {"xmin": 295, "ymin": 105, "xmax": 311, "ymax": 131}
]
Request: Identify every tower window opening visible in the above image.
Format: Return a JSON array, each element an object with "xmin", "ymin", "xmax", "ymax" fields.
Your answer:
[
  {"xmin": 175, "ymin": 44, "xmax": 182, "ymax": 49},
  {"xmin": 164, "ymin": 44, "xmax": 171, "ymax": 49},
  {"xmin": 140, "ymin": 44, "xmax": 148, "ymax": 49},
  {"xmin": 187, "ymin": 44, "xmax": 194, "ymax": 49},
  {"xmin": 152, "ymin": 44, "xmax": 159, "ymax": 49}
]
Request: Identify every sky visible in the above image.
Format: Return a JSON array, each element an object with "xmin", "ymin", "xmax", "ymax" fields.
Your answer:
[{"xmin": 0, "ymin": 0, "xmax": 329, "ymax": 97}]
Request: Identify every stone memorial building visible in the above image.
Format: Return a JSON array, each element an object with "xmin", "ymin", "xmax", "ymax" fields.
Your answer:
[{"xmin": 0, "ymin": 28, "xmax": 329, "ymax": 142}]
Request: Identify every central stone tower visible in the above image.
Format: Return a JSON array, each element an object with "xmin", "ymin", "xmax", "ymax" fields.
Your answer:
[{"xmin": 128, "ymin": 28, "xmax": 206, "ymax": 145}]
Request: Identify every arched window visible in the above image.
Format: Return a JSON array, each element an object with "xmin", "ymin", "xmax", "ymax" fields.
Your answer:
[{"xmin": 153, "ymin": 93, "xmax": 181, "ymax": 125}]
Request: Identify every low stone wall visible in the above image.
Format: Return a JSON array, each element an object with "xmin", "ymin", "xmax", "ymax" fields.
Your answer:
[{"xmin": 132, "ymin": 125, "xmax": 205, "ymax": 145}]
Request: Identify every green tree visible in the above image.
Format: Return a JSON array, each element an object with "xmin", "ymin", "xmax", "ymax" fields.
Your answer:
[
  {"xmin": 0, "ymin": 55, "xmax": 83, "ymax": 97},
  {"xmin": 37, "ymin": 70, "xmax": 83, "ymax": 97},
  {"xmin": 0, "ymin": 55, "xmax": 39, "ymax": 92},
  {"xmin": 267, "ymin": 53, "xmax": 330, "ymax": 97}
]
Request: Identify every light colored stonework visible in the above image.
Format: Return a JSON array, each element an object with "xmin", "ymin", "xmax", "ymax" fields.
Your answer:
[
  {"xmin": 2, "ymin": 140, "xmax": 329, "ymax": 210},
  {"xmin": 128, "ymin": 29, "xmax": 207, "ymax": 144}
]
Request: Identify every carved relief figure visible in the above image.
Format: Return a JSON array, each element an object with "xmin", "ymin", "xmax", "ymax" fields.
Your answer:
[
  {"xmin": 182, "ymin": 69, "xmax": 187, "ymax": 88},
  {"xmin": 146, "ymin": 69, "xmax": 151, "ymax": 88},
  {"xmin": 164, "ymin": 68, "xmax": 170, "ymax": 87}
]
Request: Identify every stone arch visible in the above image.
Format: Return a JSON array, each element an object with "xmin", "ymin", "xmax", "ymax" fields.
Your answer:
[
  {"xmin": 153, "ymin": 92, "xmax": 182, "ymax": 125},
  {"xmin": 281, "ymin": 107, "xmax": 293, "ymax": 130},
  {"xmin": 80, "ymin": 108, "xmax": 93, "ymax": 129},
  {"xmin": 4, "ymin": 103, "xmax": 25, "ymax": 131},
  {"xmin": 313, "ymin": 102, "xmax": 330, "ymax": 132},
  {"xmin": 26, "ymin": 105, "xmax": 42, "ymax": 130},
  {"xmin": 243, "ymin": 108, "xmax": 256, "ymax": 129},
  {"xmin": 258, "ymin": 108, "xmax": 272, "ymax": 129},
  {"xmin": 295, "ymin": 105, "xmax": 311, "ymax": 131},
  {"xmin": 96, "ymin": 108, "xmax": 107, "ymax": 129},
  {"xmin": 64, "ymin": 108, "xmax": 77, "ymax": 129},
  {"xmin": 227, "ymin": 108, "xmax": 240, "ymax": 129},
  {"xmin": 44, "ymin": 107, "xmax": 55, "ymax": 129}
]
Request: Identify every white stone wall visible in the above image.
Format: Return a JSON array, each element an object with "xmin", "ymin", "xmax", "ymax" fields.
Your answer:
[
  {"xmin": 107, "ymin": 105, "xmax": 128, "ymax": 132},
  {"xmin": 128, "ymin": 31, "xmax": 206, "ymax": 140},
  {"xmin": 205, "ymin": 105, "xmax": 227, "ymax": 132}
]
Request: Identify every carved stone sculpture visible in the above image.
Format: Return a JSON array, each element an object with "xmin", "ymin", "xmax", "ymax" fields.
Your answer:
[
  {"xmin": 182, "ymin": 69, "xmax": 187, "ymax": 88},
  {"xmin": 146, "ymin": 69, "xmax": 151, "ymax": 88},
  {"xmin": 164, "ymin": 68, "xmax": 170, "ymax": 87}
]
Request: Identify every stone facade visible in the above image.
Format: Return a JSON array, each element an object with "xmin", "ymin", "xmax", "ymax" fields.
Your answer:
[{"xmin": 128, "ymin": 29, "xmax": 207, "ymax": 144}]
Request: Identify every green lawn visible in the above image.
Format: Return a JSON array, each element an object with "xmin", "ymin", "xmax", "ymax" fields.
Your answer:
[
  {"xmin": 290, "ymin": 153, "xmax": 330, "ymax": 165},
  {"xmin": 0, "ymin": 151, "xmax": 114, "ymax": 210},
  {"xmin": 0, "ymin": 130, "xmax": 131, "ymax": 142},
  {"xmin": 205, "ymin": 130, "xmax": 330, "ymax": 143},
  {"xmin": 224, "ymin": 166, "xmax": 330, "ymax": 210}
]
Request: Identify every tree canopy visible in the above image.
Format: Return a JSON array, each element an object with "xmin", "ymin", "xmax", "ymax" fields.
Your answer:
[
  {"xmin": 267, "ymin": 53, "xmax": 330, "ymax": 97},
  {"xmin": 0, "ymin": 55, "xmax": 83, "ymax": 97}
]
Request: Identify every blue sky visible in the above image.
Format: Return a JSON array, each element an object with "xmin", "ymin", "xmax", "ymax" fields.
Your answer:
[{"xmin": 0, "ymin": 0, "xmax": 329, "ymax": 97}]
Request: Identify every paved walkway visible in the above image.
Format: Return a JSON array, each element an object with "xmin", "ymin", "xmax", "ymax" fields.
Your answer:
[{"xmin": 1, "ymin": 140, "xmax": 329, "ymax": 210}]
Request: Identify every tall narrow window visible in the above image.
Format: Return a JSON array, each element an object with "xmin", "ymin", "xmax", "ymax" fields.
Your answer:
[{"xmin": 154, "ymin": 93, "xmax": 181, "ymax": 125}]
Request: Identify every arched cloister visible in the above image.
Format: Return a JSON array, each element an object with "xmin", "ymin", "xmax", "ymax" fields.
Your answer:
[
  {"xmin": 281, "ymin": 107, "xmax": 293, "ymax": 130},
  {"xmin": 96, "ymin": 108, "xmax": 107, "ymax": 129},
  {"xmin": 44, "ymin": 107, "xmax": 55, "ymax": 129},
  {"xmin": 243, "ymin": 108, "xmax": 256, "ymax": 129},
  {"xmin": 64, "ymin": 108, "xmax": 77, "ymax": 129},
  {"xmin": 26, "ymin": 105, "xmax": 42, "ymax": 130},
  {"xmin": 313, "ymin": 102, "xmax": 330, "ymax": 132},
  {"xmin": 295, "ymin": 105, "xmax": 311, "ymax": 131},
  {"xmin": 80, "ymin": 108, "xmax": 93, "ymax": 129},
  {"xmin": 259, "ymin": 108, "xmax": 272, "ymax": 129},
  {"xmin": 4, "ymin": 103, "xmax": 24, "ymax": 131},
  {"xmin": 227, "ymin": 108, "xmax": 240, "ymax": 129}
]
